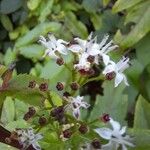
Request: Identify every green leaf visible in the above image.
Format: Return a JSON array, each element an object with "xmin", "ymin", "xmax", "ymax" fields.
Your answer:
[
  {"xmin": 39, "ymin": 0, "xmax": 54, "ymax": 22},
  {"xmin": 125, "ymin": 1, "xmax": 150, "ymax": 24},
  {"xmin": 103, "ymin": 0, "xmax": 110, "ymax": 6},
  {"xmin": 0, "ymin": 65, "xmax": 7, "ymax": 77},
  {"xmin": 129, "ymin": 129, "xmax": 150, "ymax": 149},
  {"xmin": 27, "ymin": 0, "xmax": 41, "ymax": 10},
  {"xmin": 82, "ymin": 0, "xmax": 102, "ymax": 13},
  {"xmin": 136, "ymin": 33, "xmax": 150, "ymax": 66},
  {"xmin": 65, "ymin": 11, "xmax": 88, "ymax": 38},
  {"xmin": 15, "ymin": 22, "xmax": 62, "ymax": 48},
  {"xmin": 19, "ymin": 44, "xmax": 44, "ymax": 59},
  {"xmin": 0, "ymin": 143, "xmax": 17, "ymax": 150},
  {"xmin": 114, "ymin": 4, "xmax": 150, "ymax": 48},
  {"xmin": 90, "ymin": 13, "xmax": 102, "ymax": 30},
  {"xmin": 139, "ymin": 64, "xmax": 150, "ymax": 102},
  {"xmin": 14, "ymin": 99, "xmax": 29, "ymax": 120},
  {"xmin": 40, "ymin": 132, "xmax": 65, "ymax": 150},
  {"xmin": 0, "ymin": 74, "xmax": 49, "ymax": 106},
  {"xmin": 5, "ymin": 119, "xmax": 29, "ymax": 131},
  {"xmin": 134, "ymin": 95, "xmax": 150, "ymax": 129},
  {"xmin": 113, "ymin": 0, "xmax": 142, "ymax": 12},
  {"xmin": 4, "ymin": 48, "xmax": 16, "ymax": 66},
  {"xmin": 0, "ymin": 0, "xmax": 23, "ymax": 14},
  {"xmin": 1, "ymin": 97, "xmax": 15, "ymax": 125},
  {"xmin": 0, "ymin": 14, "xmax": 13, "ymax": 31},
  {"xmin": 126, "ymin": 59, "xmax": 144, "ymax": 90},
  {"xmin": 89, "ymin": 81, "xmax": 128, "ymax": 123}
]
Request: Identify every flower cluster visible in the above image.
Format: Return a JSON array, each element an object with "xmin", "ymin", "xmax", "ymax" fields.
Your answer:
[
  {"xmin": 39, "ymin": 33, "xmax": 130, "ymax": 87},
  {"xmin": 16, "ymin": 128, "xmax": 43, "ymax": 150},
  {"xmin": 94, "ymin": 117, "xmax": 134, "ymax": 150},
  {"xmin": 64, "ymin": 95, "xmax": 90, "ymax": 119}
]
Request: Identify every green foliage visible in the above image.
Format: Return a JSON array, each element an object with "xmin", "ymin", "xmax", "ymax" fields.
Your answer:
[
  {"xmin": 89, "ymin": 81, "xmax": 128, "ymax": 123},
  {"xmin": 134, "ymin": 95, "xmax": 150, "ymax": 129},
  {"xmin": 0, "ymin": 74, "xmax": 48, "ymax": 107}
]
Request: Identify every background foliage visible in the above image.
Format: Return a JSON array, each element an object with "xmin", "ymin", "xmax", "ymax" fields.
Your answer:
[{"xmin": 0, "ymin": 0, "xmax": 150, "ymax": 149}]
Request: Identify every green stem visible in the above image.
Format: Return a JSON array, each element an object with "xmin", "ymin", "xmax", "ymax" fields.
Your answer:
[
  {"xmin": 47, "ymin": 92, "xmax": 55, "ymax": 107},
  {"xmin": 88, "ymin": 118, "xmax": 99, "ymax": 125}
]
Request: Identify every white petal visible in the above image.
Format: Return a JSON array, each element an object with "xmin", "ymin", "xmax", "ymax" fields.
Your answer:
[
  {"xmin": 94, "ymin": 128, "xmax": 112, "ymax": 140},
  {"xmin": 88, "ymin": 43, "xmax": 100, "ymax": 55},
  {"xmin": 47, "ymin": 51, "xmax": 59, "ymax": 59},
  {"xmin": 123, "ymin": 74, "xmax": 129, "ymax": 86},
  {"xmin": 69, "ymin": 44, "xmax": 82, "ymax": 53},
  {"xmin": 102, "ymin": 54, "xmax": 110, "ymax": 65},
  {"xmin": 103, "ymin": 64, "xmax": 116, "ymax": 75},
  {"xmin": 56, "ymin": 43, "xmax": 67, "ymax": 55},
  {"xmin": 47, "ymin": 33, "xmax": 57, "ymax": 43},
  {"xmin": 32, "ymin": 142, "xmax": 41, "ymax": 150},
  {"xmin": 120, "ymin": 126, "xmax": 126, "ymax": 135},
  {"xmin": 110, "ymin": 118, "xmax": 121, "ymax": 131},
  {"xmin": 114, "ymin": 73, "xmax": 124, "ymax": 87},
  {"xmin": 73, "ymin": 108, "xmax": 80, "ymax": 119},
  {"xmin": 122, "ymin": 144, "xmax": 127, "ymax": 150},
  {"xmin": 75, "ymin": 38, "xmax": 86, "ymax": 48}
]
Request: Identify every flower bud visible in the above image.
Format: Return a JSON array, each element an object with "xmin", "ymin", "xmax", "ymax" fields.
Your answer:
[
  {"xmin": 91, "ymin": 139, "xmax": 101, "ymax": 149},
  {"xmin": 101, "ymin": 113, "xmax": 110, "ymax": 123},
  {"xmin": 56, "ymin": 58, "xmax": 64, "ymax": 66},
  {"xmin": 38, "ymin": 116, "xmax": 47, "ymax": 126},
  {"xmin": 28, "ymin": 80, "xmax": 36, "ymax": 88},
  {"xmin": 39, "ymin": 83, "xmax": 48, "ymax": 91},
  {"xmin": 78, "ymin": 124, "xmax": 88, "ymax": 134},
  {"xmin": 70, "ymin": 82, "xmax": 79, "ymax": 90},
  {"xmin": 23, "ymin": 112, "xmax": 31, "ymax": 121},
  {"xmin": 105, "ymin": 71, "xmax": 116, "ymax": 80},
  {"xmin": 56, "ymin": 82, "xmax": 64, "ymax": 91},
  {"xmin": 63, "ymin": 129, "xmax": 72, "ymax": 139},
  {"xmin": 28, "ymin": 107, "xmax": 36, "ymax": 116},
  {"xmin": 87, "ymin": 55, "xmax": 95, "ymax": 63}
]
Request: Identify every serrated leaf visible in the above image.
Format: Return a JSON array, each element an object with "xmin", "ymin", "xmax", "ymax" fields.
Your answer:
[
  {"xmin": 1, "ymin": 97, "xmax": 15, "ymax": 125},
  {"xmin": 0, "ymin": 0, "xmax": 23, "ymax": 14},
  {"xmin": 134, "ymin": 95, "xmax": 150, "ymax": 129},
  {"xmin": 113, "ymin": 0, "xmax": 142, "ymax": 12},
  {"xmin": 0, "ymin": 74, "xmax": 49, "ymax": 106},
  {"xmin": 19, "ymin": 44, "xmax": 44, "ymax": 59},
  {"xmin": 15, "ymin": 22, "xmax": 62, "ymax": 48},
  {"xmin": 89, "ymin": 81, "xmax": 128, "ymax": 123}
]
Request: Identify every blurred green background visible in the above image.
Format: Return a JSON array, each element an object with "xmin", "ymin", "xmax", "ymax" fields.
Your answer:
[{"xmin": 0, "ymin": 0, "xmax": 150, "ymax": 149}]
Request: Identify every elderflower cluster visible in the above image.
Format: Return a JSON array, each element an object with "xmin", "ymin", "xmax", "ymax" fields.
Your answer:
[{"xmin": 38, "ymin": 33, "xmax": 130, "ymax": 87}]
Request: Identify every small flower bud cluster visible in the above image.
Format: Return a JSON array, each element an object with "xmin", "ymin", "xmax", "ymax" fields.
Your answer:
[
  {"xmin": 23, "ymin": 107, "xmax": 36, "ymax": 121},
  {"xmin": 50, "ymin": 106, "xmax": 66, "ymax": 124},
  {"xmin": 28, "ymin": 81, "xmax": 49, "ymax": 91}
]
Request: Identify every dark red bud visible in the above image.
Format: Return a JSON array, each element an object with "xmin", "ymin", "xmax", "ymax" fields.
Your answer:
[
  {"xmin": 56, "ymin": 58, "xmax": 64, "ymax": 66},
  {"xmin": 91, "ymin": 139, "xmax": 101, "ymax": 149},
  {"xmin": 56, "ymin": 82, "xmax": 64, "ymax": 91},
  {"xmin": 28, "ymin": 80, "xmax": 36, "ymax": 88},
  {"xmin": 101, "ymin": 113, "xmax": 110, "ymax": 123},
  {"xmin": 70, "ymin": 82, "xmax": 79, "ymax": 90},
  {"xmin": 38, "ymin": 116, "xmax": 47, "ymax": 126},
  {"xmin": 63, "ymin": 129, "xmax": 72, "ymax": 138},
  {"xmin": 78, "ymin": 124, "xmax": 88, "ymax": 134},
  {"xmin": 39, "ymin": 83, "xmax": 48, "ymax": 91},
  {"xmin": 106, "ymin": 71, "xmax": 116, "ymax": 80}
]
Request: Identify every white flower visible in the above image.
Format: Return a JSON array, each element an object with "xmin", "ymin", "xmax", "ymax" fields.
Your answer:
[
  {"xmin": 65, "ymin": 96, "xmax": 90, "ymax": 119},
  {"xmin": 38, "ymin": 33, "xmax": 68, "ymax": 59},
  {"xmin": 16, "ymin": 127, "xmax": 43, "ymax": 150},
  {"xmin": 103, "ymin": 57, "xmax": 130, "ymax": 87},
  {"xmin": 94, "ymin": 118, "xmax": 135, "ymax": 150},
  {"xmin": 93, "ymin": 34, "xmax": 118, "ymax": 65}
]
